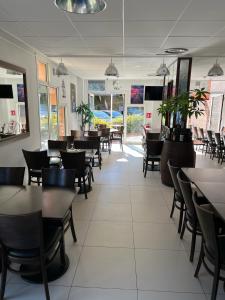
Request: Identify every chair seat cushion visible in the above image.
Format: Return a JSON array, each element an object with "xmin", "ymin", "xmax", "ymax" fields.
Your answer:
[{"xmin": 8, "ymin": 224, "xmax": 61, "ymax": 258}]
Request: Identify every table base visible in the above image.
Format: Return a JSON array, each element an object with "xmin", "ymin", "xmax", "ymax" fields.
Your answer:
[{"xmin": 21, "ymin": 253, "xmax": 69, "ymax": 283}]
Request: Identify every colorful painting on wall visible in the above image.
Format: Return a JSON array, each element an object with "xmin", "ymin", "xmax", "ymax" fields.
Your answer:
[
  {"xmin": 17, "ymin": 84, "xmax": 25, "ymax": 102},
  {"xmin": 130, "ymin": 85, "xmax": 144, "ymax": 104},
  {"xmin": 70, "ymin": 83, "xmax": 76, "ymax": 112}
]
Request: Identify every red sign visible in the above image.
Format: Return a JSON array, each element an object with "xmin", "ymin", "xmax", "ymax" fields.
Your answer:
[
  {"xmin": 11, "ymin": 110, "xmax": 16, "ymax": 116},
  {"xmin": 146, "ymin": 112, "xmax": 152, "ymax": 119}
]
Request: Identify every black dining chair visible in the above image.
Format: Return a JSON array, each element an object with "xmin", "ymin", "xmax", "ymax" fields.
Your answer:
[
  {"xmin": 42, "ymin": 168, "xmax": 77, "ymax": 244},
  {"xmin": 0, "ymin": 167, "xmax": 25, "ymax": 185},
  {"xmin": 100, "ymin": 128, "xmax": 111, "ymax": 154},
  {"xmin": 167, "ymin": 160, "xmax": 185, "ymax": 234},
  {"xmin": 177, "ymin": 170, "xmax": 206, "ymax": 262},
  {"xmin": 193, "ymin": 192, "xmax": 225, "ymax": 300},
  {"xmin": 0, "ymin": 210, "xmax": 64, "ymax": 300},
  {"xmin": 48, "ymin": 140, "xmax": 67, "ymax": 167},
  {"xmin": 199, "ymin": 128, "xmax": 209, "ymax": 154},
  {"xmin": 60, "ymin": 151, "xmax": 91, "ymax": 199},
  {"xmin": 22, "ymin": 149, "xmax": 50, "ymax": 185},
  {"xmin": 207, "ymin": 130, "xmax": 216, "ymax": 159},
  {"xmin": 214, "ymin": 133, "xmax": 225, "ymax": 163},
  {"xmin": 110, "ymin": 126, "xmax": 124, "ymax": 150},
  {"xmin": 143, "ymin": 140, "xmax": 163, "ymax": 176}
]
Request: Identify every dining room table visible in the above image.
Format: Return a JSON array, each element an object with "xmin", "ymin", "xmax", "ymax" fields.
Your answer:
[
  {"xmin": 182, "ymin": 167, "xmax": 225, "ymax": 221},
  {"xmin": 0, "ymin": 185, "xmax": 76, "ymax": 283}
]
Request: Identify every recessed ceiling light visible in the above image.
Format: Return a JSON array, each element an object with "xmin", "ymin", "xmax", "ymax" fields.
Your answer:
[
  {"xmin": 164, "ymin": 48, "xmax": 188, "ymax": 54},
  {"xmin": 55, "ymin": 0, "xmax": 107, "ymax": 14}
]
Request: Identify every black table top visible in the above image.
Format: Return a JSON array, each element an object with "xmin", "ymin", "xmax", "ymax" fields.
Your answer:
[
  {"xmin": 182, "ymin": 167, "xmax": 225, "ymax": 183},
  {"xmin": 0, "ymin": 186, "xmax": 76, "ymax": 221},
  {"xmin": 194, "ymin": 181, "xmax": 225, "ymax": 221}
]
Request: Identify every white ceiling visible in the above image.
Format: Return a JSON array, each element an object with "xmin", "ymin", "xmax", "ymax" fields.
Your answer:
[{"xmin": 1, "ymin": 0, "xmax": 225, "ymax": 79}]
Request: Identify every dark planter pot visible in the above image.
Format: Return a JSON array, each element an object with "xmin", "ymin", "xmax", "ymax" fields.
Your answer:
[{"xmin": 160, "ymin": 140, "xmax": 196, "ymax": 186}]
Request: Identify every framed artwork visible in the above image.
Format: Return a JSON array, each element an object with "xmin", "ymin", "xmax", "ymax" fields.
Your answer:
[
  {"xmin": 70, "ymin": 83, "xmax": 76, "ymax": 112},
  {"xmin": 17, "ymin": 84, "xmax": 25, "ymax": 102},
  {"xmin": 130, "ymin": 85, "xmax": 144, "ymax": 104},
  {"xmin": 88, "ymin": 80, "xmax": 105, "ymax": 92}
]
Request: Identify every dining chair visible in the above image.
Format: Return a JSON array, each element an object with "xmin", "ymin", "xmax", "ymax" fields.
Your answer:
[
  {"xmin": 214, "ymin": 133, "xmax": 225, "ymax": 163},
  {"xmin": 193, "ymin": 192, "xmax": 225, "ymax": 300},
  {"xmin": 207, "ymin": 130, "xmax": 216, "ymax": 159},
  {"xmin": 42, "ymin": 168, "xmax": 77, "ymax": 244},
  {"xmin": 71, "ymin": 130, "xmax": 83, "ymax": 138},
  {"xmin": 110, "ymin": 126, "xmax": 124, "ymax": 150},
  {"xmin": 199, "ymin": 128, "xmax": 209, "ymax": 154},
  {"xmin": 143, "ymin": 140, "xmax": 163, "ymax": 176},
  {"xmin": 100, "ymin": 128, "xmax": 111, "ymax": 154},
  {"xmin": 60, "ymin": 151, "xmax": 91, "ymax": 199},
  {"xmin": 0, "ymin": 210, "xmax": 64, "ymax": 300},
  {"xmin": 167, "ymin": 160, "xmax": 185, "ymax": 234},
  {"xmin": 59, "ymin": 136, "xmax": 74, "ymax": 149},
  {"xmin": 0, "ymin": 167, "xmax": 25, "ymax": 185},
  {"xmin": 146, "ymin": 132, "xmax": 161, "ymax": 140},
  {"xmin": 87, "ymin": 130, "xmax": 99, "ymax": 137},
  {"xmin": 22, "ymin": 149, "xmax": 50, "ymax": 185},
  {"xmin": 48, "ymin": 140, "xmax": 67, "ymax": 167},
  {"xmin": 177, "ymin": 170, "xmax": 206, "ymax": 262}
]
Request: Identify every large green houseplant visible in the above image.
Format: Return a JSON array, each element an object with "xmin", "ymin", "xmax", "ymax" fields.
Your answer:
[
  {"xmin": 158, "ymin": 88, "xmax": 209, "ymax": 129},
  {"xmin": 76, "ymin": 102, "xmax": 94, "ymax": 131}
]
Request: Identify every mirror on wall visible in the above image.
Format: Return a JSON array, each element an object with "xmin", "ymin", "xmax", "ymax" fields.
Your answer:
[{"xmin": 0, "ymin": 60, "xmax": 29, "ymax": 142}]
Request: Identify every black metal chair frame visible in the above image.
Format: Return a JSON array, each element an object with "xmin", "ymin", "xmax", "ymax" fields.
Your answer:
[{"xmin": 143, "ymin": 140, "xmax": 163, "ymax": 177}]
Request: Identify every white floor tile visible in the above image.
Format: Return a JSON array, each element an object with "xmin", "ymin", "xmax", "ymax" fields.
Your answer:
[
  {"xmin": 69, "ymin": 287, "xmax": 137, "ymax": 300},
  {"xmin": 130, "ymin": 189, "xmax": 167, "ymax": 206},
  {"xmin": 133, "ymin": 222, "xmax": 184, "ymax": 250},
  {"xmin": 73, "ymin": 202, "xmax": 96, "ymax": 221},
  {"xmin": 92, "ymin": 203, "xmax": 132, "ymax": 222},
  {"xmin": 135, "ymin": 249, "xmax": 203, "ymax": 293},
  {"xmin": 139, "ymin": 290, "xmax": 206, "ymax": 300},
  {"xmin": 73, "ymin": 247, "xmax": 136, "ymax": 289},
  {"xmin": 132, "ymin": 204, "xmax": 171, "ymax": 223}
]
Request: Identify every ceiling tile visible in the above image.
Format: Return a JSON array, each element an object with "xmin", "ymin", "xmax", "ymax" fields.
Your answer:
[
  {"xmin": 0, "ymin": 0, "xmax": 65, "ymax": 21},
  {"xmin": 125, "ymin": 37, "xmax": 164, "ymax": 48},
  {"xmin": 84, "ymin": 37, "xmax": 122, "ymax": 48},
  {"xmin": 171, "ymin": 21, "xmax": 225, "ymax": 36},
  {"xmin": 72, "ymin": 21, "xmax": 122, "ymax": 37},
  {"xmin": 163, "ymin": 37, "xmax": 211, "ymax": 49},
  {"xmin": 0, "ymin": 21, "xmax": 78, "ymax": 37},
  {"xmin": 125, "ymin": 21, "xmax": 175, "ymax": 37},
  {"xmin": 181, "ymin": 0, "xmax": 225, "ymax": 21},
  {"xmin": 125, "ymin": 0, "xmax": 188, "ymax": 21}
]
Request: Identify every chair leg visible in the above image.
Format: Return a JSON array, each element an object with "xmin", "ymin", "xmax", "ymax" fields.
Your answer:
[
  {"xmin": 178, "ymin": 202, "xmax": 184, "ymax": 234},
  {"xmin": 28, "ymin": 174, "xmax": 31, "ymax": 185},
  {"xmin": 0, "ymin": 252, "xmax": 7, "ymax": 300},
  {"xmin": 59, "ymin": 228, "xmax": 66, "ymax": 265},
  {"xmin": 144, "ymin": 161, "xmax": 148, "ymax": 178},
  {"xmin": 180, "ymin": 213, "xmax": 186, "ymax": 238},
  {"xmin": 70, "ymin": 207, "xmax": 77, "ymax": 243},
  {"xmin": 83, "ymin": 177, "xmax": 87, "ymax": 199},
  {"xmin": 190, "ymin": 228, "xmax": 197, "ymax": 262},
  {"xmin": 40, "ymin": 256, "xmax": 50, "ymax": 300},
  {"xmin": 194, "ymin": 241, "xmax": 204, "ymax": 277},
  {"xmin": 170, "ymin": 190, "xmax": 176, "ymax": 218},
  {"xmin": 211, "ymin": 262, "xmax": 220, "ymax": 300}
]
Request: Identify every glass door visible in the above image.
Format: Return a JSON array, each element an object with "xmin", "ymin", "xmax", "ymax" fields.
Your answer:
[
  {"xmin": 59, "ymin": 106, "xmax": 66, "ymax": 136},
  {"xmin": 38, "ymin": 85, "xmax": 49, "ymax": 148},
  {"xmin": 49, "ymin": 87, "xmax": 58, "ymax": 139}
]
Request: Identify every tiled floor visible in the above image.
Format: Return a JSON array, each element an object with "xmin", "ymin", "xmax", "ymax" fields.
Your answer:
[{"xmin": 5, "ymin": 144, "xmax": 225, "ymax": 299}]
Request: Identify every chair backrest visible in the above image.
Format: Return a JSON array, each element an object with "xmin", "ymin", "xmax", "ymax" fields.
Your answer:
[
  {"xmin": 199, "ymin": 128, "xmax": 205, "ymax": 140},
  {"xmin": 22, "ymin": 149, "xmax": 49, "ymax": 171},
  {"xmin": 71, "ymin": 130, "xmax": 83, "ymax": 138},
  {"xmin": 193, "ymin": 192, "xmax": 218, "ymax": 257},
  {"xmin": 0, "ymin": 210, "xmax": 42, "ymax": 250},
  {"xmin": 207, "ymin": 130, "xmax": 213, "ymax": 143},
  {"xmin": 192, "ymin": 127, "xmax": 199, "ymax": 139},
  {"xmin": 0, "ymin": 167, "xmax": 25, "ymax": 185},
  {"xmin": 177, "ymin": 170, "xmax": 196, "ymax": 221},
  {"xmin": 167, "ymin": 160, "xmax": 182, "ymax": 196},
  {"xmin": 101, "ymin": 128, "xmax": 110, "ymax": 137},
  {"xmin": 146, "ymin": 132, "xmax": 160, "ymax": 140},
  {"xmin": 74, "ymin": 137, "xmax": 100, "ymax": 151},
  {"xmin": 146, "ymin": 140, "xmax": 163, "ymax": 156},
  {"xmin": 48, "ymin": 140, "xmax": 67, "ymax": 150},
  {"xmin": 87, "ymin": 130, "xmax": 99, "ymax": 137},
  {"xmin": 42, "ymin": 168, "xmax": 76, "ymax": 189},
  {"xmin": 97, "ymin": 124, "xmax": 106, "ymax": 130},
  {"xmin": 59, "ymin": 136, "xmax": 74, "ymax": 148},
  {"xmin": 214, "ymin": 132, "xmax": 221, "ymax": 146},
  {"xmin": 60, "ymin": 151, "xmax": 86, "ymax": 174}
]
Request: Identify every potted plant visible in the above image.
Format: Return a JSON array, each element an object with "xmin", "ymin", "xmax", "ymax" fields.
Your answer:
[
  {"xmin": 157, "ymin": 88, "xmax": 209, "ymax": 186},
  {"xmin": 76, "ymin": 102, "xmax": 94, "ymax": 131}
]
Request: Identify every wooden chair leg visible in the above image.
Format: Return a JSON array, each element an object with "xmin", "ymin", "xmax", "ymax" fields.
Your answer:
[
  {"xmin": 190, "ymin": 229, "xmax": 197, "ymax": 262},
  {"xmin": 0, "ymin": 252, "xmax": 7, "ymax": 300},
  {"xmin": 70, "ymin": 209, "xmax": 77, "ymax": 243},
  {"xmin": 144, "ymin": 161, "xmax": 148, "ymax": 178},
  {"xmin": 178, "ymin": 202, "xmax": 184, "ymax": 234},
  {"xmin": 169, "ymin": 191, "xmax": 176, "ymax": 218},
  {"xmin": 83, "ymin": 177, "xmax": 87, "ymax": 199},
  {"xmin": 211, "ymin": 262, "xmax": 220, "ymax": 300},
  {"xmin": 194, "ymin": 241, "xmax": 204, "ymax": 277},
  {"xmin": 40, "ymin": 256, "xmax": 50, "ymax": 300}
]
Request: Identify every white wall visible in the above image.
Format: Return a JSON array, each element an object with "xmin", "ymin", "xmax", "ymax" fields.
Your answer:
[{"xmin": 0, "ymin": 31, "xmax": 83, "ymax": 166}]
